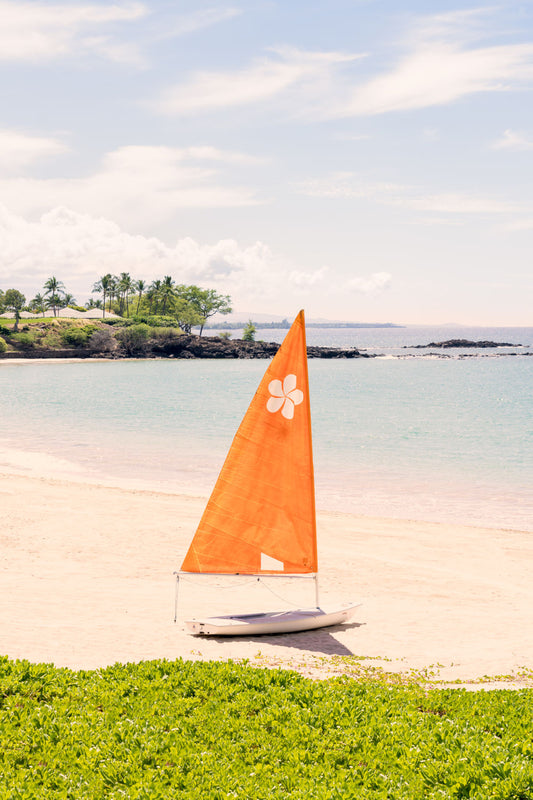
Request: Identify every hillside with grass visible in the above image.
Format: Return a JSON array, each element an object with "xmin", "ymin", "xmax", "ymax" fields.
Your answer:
[{"xmin": 0, "ymin": 316, "xmax": 190, "ymax": 359}]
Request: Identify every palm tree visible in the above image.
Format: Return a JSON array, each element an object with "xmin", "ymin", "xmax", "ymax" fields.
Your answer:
[
  {"xmin": 85, "ymin": 298, "xmax": 103, "ymax": 310},
  {"xmin": 135, "ymin": 279, "xmax": 146, "ymax": 314},
  {"xmin": 147, "ymin": 279, "xmax": 162, "ymax": 313},
  {"xmin": 159, "ymin": 275, "xmax": 177, "ymax": 314},
  {"xmin": 117, "ymin": 272, "xmax": 135, "ymax": 317},
  {"xmin": 30, "ymin": 293, "xmax": 46, "ymax": 317},
  {"xmin": 92, "ymin": 274, "xmax": 114, "ymax": 318},
  {"xmin": 43, "ymin": 276, "xmax": 65, "ymax": 317},
  {"xmin": 63, "ymin": 293, "xmax": 77, "ymax": 307},
  {"xmin": 108, "ymin": 275, "xmax": 119, "ymax": 314},
  {"xmin": 45, "ymin": 294, "xmax": 64, "ymax": 316}
]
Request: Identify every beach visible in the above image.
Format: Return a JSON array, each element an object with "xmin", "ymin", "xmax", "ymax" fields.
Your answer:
[{"xmin": 2, "ymin": 469, "xmax": 533, "ymax": 688}]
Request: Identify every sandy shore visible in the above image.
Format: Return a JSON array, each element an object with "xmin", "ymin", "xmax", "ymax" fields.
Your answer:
[{"xmin": 2, "ymin": 471, "xmax": 533, "ymax": 688}]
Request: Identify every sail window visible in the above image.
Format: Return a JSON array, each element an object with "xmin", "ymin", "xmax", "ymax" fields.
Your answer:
[{"xmin": 261, "ymin": 553, "xmax": 284, "ymax": 571}]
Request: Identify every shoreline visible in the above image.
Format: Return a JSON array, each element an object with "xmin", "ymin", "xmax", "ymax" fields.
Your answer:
[
  {"xmin": 2, "ymin": 470, "xmax": 532, "ymax": 687},
  {"xmin": 2, "ymin": 439, "xmax": 531, "ymax": 534}
]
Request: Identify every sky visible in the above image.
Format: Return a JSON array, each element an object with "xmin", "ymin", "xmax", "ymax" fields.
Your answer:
[{"xmin": 0, "ymin": 1, "xmax": 532, "ymax": 325}]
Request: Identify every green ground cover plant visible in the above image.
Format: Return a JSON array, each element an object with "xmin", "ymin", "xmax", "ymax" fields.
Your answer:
[{"xmin": 1, "ymin": 656, "xmax": 532, "ymax": 799}]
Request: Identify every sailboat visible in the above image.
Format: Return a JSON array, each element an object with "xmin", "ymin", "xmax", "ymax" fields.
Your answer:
[{"xmin": 177, "ymin": 310, "xmax": 359, "ymax": 636}]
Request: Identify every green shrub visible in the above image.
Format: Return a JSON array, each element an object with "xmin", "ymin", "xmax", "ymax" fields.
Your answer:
[
  {"xmin": 11, "ymin": 332, "xmax": 36, "ymax": 349},
  {"xmin": 60, "ymin": 325, "xmax": 97, "ymax": 348},
  {"xmin": 89, "ymin": 327, "xmax": 117, "ymax": 353},
  {"xmin": 115, "ymin": 323, "xmax": 151, "ymax": 355},
  {"xmin": 41, "ymin": 331, "xmax": 62, "ymax": 348},
  {"xmin": 242, "ymin": 320, "xmax": 256, "ymax": 341},
  {"xmin": 150, "ymin": 326, "xmax": 181, "ymax": 344},
  {"xmin": 0, "ymin": 323, "xmax": 10, "ymax": 336},
  {"xmin": 0, "ymin": 336, "xmax": 7, "ymax": 353},
  {"xmin": 132, "ymin": 314, "xmax": 179, "ymax": 328},
  {"xmin": 101, "ymin": 317, "xmax": 126, "ymax": 326},
  {"xmin": 60, "ymin": 328, "xmax": 88, "ymax": 347}
]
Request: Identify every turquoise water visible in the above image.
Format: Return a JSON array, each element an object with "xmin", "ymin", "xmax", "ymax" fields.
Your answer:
[
  {"xmin": 209, "ymin": 324, "xmax": 533, "ymax": 354},
  {"xmin": 1, "ymin": 326, "xmax": 532, "ymax": 531}
]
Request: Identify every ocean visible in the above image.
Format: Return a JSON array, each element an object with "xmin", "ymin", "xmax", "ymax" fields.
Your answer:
[{"xmin": 1, "ymin": 325, "xmax": 532, "ymax": 532}]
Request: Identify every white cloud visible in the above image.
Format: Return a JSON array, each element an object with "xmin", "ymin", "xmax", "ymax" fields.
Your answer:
[
  {"xmin": 492, "ymin": 129, "xmax": 533, "ymax": 150},
  {"xmin": 178, "ymin": 145, "xmax": 266, "ymax": 165},
  {"xmin": 0, "ymin": 1, "xmax": 147, "ymax": 63},
  {"xmin": 335, "ymin": 7, "xmax": 533, "ymax": 117},
  {"xmin": 410, "ymin": 7, "xmax": 501, "ymax": 47},
  {"xmin": 296, "ymin": 172, "xmax": 522, "ymax": 214},
  {"xmin": 154, "ymin": 8, "xmax": 533, "ymax": 119},
  {"xmin": 0, "ymin": 205, "xmax": 312, "ymax": 311},
  {"xmin": 347, "ymin": 272, "xmax": 391, "ymax": 293},
  {"xmin": 154, "ymin": 47, "xmax": 361, "ymax": 115},
  {"xmin": 0, "ymin": 144, "xmax": 262, "ymax": 230},
  {"xmin": 0, "ymin": 130, "xmax": 68, "ymax": 172},
  {"xmin": 287, "ymin": 267, "xmax": 328, "ymax": 288},
  {"xmin": 158, "ymin": 7, "xmax": 242, "ymax": 38},
  {"xmin": 341, "ymin": 42, "xmax": 533, "ymax": 117}
]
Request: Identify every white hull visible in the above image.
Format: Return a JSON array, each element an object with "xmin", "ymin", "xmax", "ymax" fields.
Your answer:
[{"xmin": 185, "ymin": 603, "xmax": 360, "ymax": 636}]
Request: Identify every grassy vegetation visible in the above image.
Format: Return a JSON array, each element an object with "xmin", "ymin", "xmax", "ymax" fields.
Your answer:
[
  {"xmin": 1, "ymin": 656, "xmax": 532, "ymax": 799},
  {"xmin": 0, "ymin": 318, "xmax": 103, "ymax": 349},
  {"xmin": 0, "ymin": 317, "xmax": 187, "ymax": 357}
]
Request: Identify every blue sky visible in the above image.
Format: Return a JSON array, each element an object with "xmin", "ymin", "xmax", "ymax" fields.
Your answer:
[{"xmin": 0, "ymin": 0, "xmax": 532, "ymax": 324}]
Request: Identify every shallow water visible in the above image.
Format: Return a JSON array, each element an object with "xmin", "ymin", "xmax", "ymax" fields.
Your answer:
[{"xmin": 1, "ymin": 326, "xmax": 532, "ymax": 531}]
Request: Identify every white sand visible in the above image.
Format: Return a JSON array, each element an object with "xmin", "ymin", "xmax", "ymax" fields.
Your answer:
[{"xmin": 2, "ymin": 471, "xmax": 533, "ymax": 687}]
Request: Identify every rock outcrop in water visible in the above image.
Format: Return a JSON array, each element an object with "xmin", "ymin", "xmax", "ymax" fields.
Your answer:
[{"xmin": 409, "ymin": 339, "xmax": 521, "ymax": 349}]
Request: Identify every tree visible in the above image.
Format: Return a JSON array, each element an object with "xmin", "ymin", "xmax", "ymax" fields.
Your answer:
[
  {"xmin": 4, "ymin": 289, "xmax": 26, "ymax": 331},
  {"xmin": 177, "ymin": 285, "xmax": 232, "ymax": 336},
  {"xmin": 242, "ymin": 320, "xmax": 256, "ymax": 342},
  {"xmin": 174, "ymin": 298, "xmax": 203, "ymax": 333},
  {"xmin": 147, "ymin": 279, "xmax": 161, "ymax": 313},
  {"xmin": 158, "ymin": 275, "xmax": 177, "ymax": 315},
  {"xmin": 135, "ymin": 279, "xmax": 146, "ymax": 314},
  {"xmin": 43, "ymin": 277, "xmax": 65, "ymax": 317},
  {"xmin": 45, "ymin": 294, "xmax": 64, "ymax": 316},
  {"xmin": 92, "ymin": 274, "xmax": 115, "ymax": 318},
  {"xmin": 63, "ymin": 293, "xmax": 77, "ymax": 307},
  {"xmin": 85, "ymin": 298, "xmax": 103, "ymax": 310},
  {"xmin": 29, "ymin": 293, "xmax": 46, "ymax": 317},
  {"xmin": 117, "ymin": 272, "xmax": 135, "ymax": 317}
]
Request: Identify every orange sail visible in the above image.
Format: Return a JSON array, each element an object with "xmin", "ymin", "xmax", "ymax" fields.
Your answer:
[{"xmin": 181, "ymin": 310, "xmax": 317, "ymax": 575}]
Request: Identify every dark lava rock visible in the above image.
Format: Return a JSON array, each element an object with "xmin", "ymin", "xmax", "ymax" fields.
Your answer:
[
  {"xmin": 154, "ymin": 335, "xmax": 369, "ymax": 359},
  {"xmin": 409, "ymin": 339, "xmax": 521, "ymax": 349},
  {"xmin": 0, "ymin": 336, "xmax": 371, "ymax": 360}
]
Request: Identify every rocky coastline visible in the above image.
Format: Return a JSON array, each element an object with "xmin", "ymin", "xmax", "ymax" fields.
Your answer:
[
  {"xmin": 0, "ymin": 335, "xmax": 370, "ymax": 360},
  {"xmin": 2, "ymin": 335, "xmax": 531, "ymax": 361}
]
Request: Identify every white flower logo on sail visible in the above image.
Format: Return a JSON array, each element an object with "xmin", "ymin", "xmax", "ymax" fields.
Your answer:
[{"xmin": 266, "ymin": 374, "xmax": 304, "ymax": 420}]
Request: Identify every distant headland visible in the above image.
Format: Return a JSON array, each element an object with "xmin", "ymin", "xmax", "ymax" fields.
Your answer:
[{"xmin": 207, "ymin": 320, "xmax": 403, "ymax": 330}]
